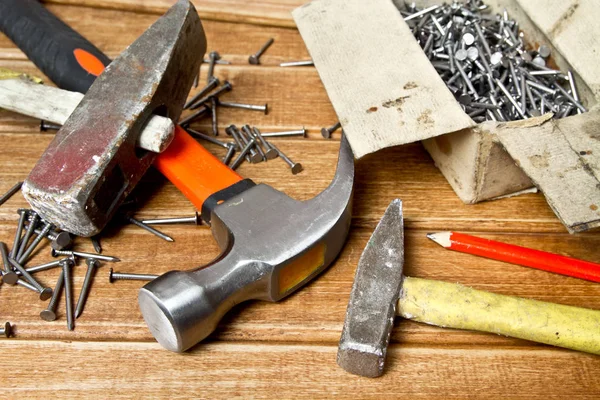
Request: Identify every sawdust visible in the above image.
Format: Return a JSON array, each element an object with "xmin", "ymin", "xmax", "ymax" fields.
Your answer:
[
  {"xmin": 367, "ymin": 106, "xmax": 378, "ymax": 113},
  {"xmin": 403, "ymin": 81, "xmax": 418, "ymax": 90},
  {"xmin": 528, "ymin": 150, "xmax": 551, "ymax": 169},
  {"xmin": 591, "ymin": 204, "xmax": 598, "ymax": 211}
]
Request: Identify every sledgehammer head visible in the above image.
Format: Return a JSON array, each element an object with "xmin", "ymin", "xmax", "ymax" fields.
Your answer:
[
  {"xmin": 337, "ymin": 199, "xmax": 404, "ymax": 378},
  {"xmin": 22, "ymin": 0, "xmax": 205, "ymax": 236},
  {"xmin": 139, "ymin": 137, "xmax": 354, "ymax": 352}
]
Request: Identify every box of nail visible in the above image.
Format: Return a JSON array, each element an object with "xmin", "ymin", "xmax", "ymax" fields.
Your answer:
[{"xmin": 398, "ymin": 0, "xmax": 597, "ymax": 204}]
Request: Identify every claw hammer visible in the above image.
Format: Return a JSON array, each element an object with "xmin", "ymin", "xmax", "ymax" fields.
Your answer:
[{"xmin": 1, "ymin": 0, "xmax": 356, "ymax": 352}]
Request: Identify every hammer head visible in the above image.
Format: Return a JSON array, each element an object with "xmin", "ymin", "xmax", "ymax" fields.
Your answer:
[
  {"xmin": 139, "ymin": 137, "xmax": 355, "ymax": 352},
  {"xmin": 22, "ymin": 0, "xmax": 206, "ymax": 236},
  {"xmin": 337, "ymin": 199, "xmax": 404, "ymax": 378}
]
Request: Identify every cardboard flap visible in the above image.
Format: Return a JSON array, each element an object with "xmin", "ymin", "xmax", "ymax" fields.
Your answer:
[
  {"xmin": 293, "ymin": 0, "xmax": 475, "ymax": 159},
  {"xmin": 495, "ymin": 111, "xmax": 600, "ymax": 233}
]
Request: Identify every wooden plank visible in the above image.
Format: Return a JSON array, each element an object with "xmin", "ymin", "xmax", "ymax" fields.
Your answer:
[
  {"xmin": 43, "ymin": 0, "xmax": 300, "ymax": 28},
  {"xmin": 1, "ymin": 340, "xmax": 600, "ymax": 399},
  {"xmin": 496, "ymin": 112, "xmax": 600, "ymax": 233},
  {"xmin": 293, "ymin": 0, "xmax": 475, "ymax": 159}
]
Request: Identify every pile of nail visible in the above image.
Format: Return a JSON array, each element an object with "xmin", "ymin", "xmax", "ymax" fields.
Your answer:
[
  {"xmin": 180, "ymin": 45, "xmax": 306, "ymax": 175},
  {"xmin": 0, "ymin": 208, "xmax": 119, "ymax": 331},
  {"xmin": 400, "ymin": 0, "xmax": 587, "ymax": 122}
]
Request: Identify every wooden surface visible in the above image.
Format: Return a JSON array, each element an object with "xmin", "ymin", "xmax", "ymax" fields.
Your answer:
[{"xmin": 0, "ymin": 2, "xmax": 599, "ymax": 398}]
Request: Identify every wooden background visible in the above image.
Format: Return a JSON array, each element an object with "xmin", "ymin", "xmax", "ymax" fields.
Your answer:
[{"xmin": 0, "ymin": 1, "xmax": 599, "ymax": 398}]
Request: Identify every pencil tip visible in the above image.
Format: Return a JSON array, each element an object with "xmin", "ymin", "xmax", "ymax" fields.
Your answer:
[{"xmin": 426, "ymin": 231, "xmax": 451, "ymax": 248}]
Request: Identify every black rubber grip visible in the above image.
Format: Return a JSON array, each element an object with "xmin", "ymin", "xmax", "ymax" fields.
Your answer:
[{"xmin": 0, "ymin": 0, "xmax": 111, "ymax": 93}]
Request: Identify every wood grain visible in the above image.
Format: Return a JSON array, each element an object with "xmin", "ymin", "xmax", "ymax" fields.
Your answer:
[
  {"xmin": 0, "ymin": 2, "xmax": 599, "ymax": 398},
  {"xmin": 44, "ymin": 0, "xmax": 301, "ymax": 28}
]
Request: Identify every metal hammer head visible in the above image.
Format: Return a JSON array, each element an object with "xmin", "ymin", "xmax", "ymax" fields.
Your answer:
[
  {"xmin": 22, "ymin": 0, "xmax": 206, "ymax": 236},
  {"xmin": 337, "ymin": 199, "xmax": 404, "ymax": 377},
  {"xmin": 139, "ymin": 137, "xmax": 355, "ymax": 352}
]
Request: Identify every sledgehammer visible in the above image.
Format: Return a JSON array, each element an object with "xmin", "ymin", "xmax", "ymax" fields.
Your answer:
[{"xmin": 338, "ymin": 200, "xmax": 600, "ymax": 378}]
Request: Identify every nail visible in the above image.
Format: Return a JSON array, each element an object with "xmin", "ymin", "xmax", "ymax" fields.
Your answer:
[
  {"xmin": 91, "ymin": 236, "xmax": 102, "ymax": 254},
  {"xmin": 109, "ymin": 268, "xmax": 158, "ymax": 283},
  {"xmin": 40, "ymin": 120, "xmax": 62, "ymax": 132},
  {"xmin": 230, "ymin": 138, "xmax": 258, "ymax": 170},
  {"xmin": 184, "ymin": 76, "xmax": 220, "ymax": 110},
  {"xmin": 260, "ymin": 128, "xmax": 307, "ymax": 138},
  {"xmin": 249, "ymin": 38, "xmax": 275, "ymax": 65},
  {"xmin": 141, "ymin": 212, "xmax": 201, "ymax": 225},
  {"xmin": 21, "ymin": 259, "xmax": 63, "ymax": 275},
  {"xmin": 40, "ymin": 268, "xmax": 65, "ymax": 321},
  {"xmin": 75, "ymin": 258, "xmax": 101, "ymax": 319},
  {"xmin": 207, "ymin": 51, "xmax": 221, "ymax": 84},
  {"xmin": 16, "ymin": 212, "xmax": 39, "ymax": 261},
  {"xmin": 252, "ymin": 127, "xmax": 278, "ymax": 160},
  {"xmin": 496, "ymin": 79, "xmax": 528, "ymax": 119},
  {"xmin": 403, "ymin": 4, "xmax": 439, "ymax": 21},
  {"xmin": 0, "ymin": 242, "xmax": 10, "ymax": 274},
  {"xmin": 17, "ymin": 221, "xmax": 53, "ymax": 265},
  {"xmin": 61, "ymin": 258, "xmax": 75, "ymax": 330},
  {"xmin": 186, "ymin": 128, "xmax": 230, "ymax": 149},
  {"xmin": 222, "ymin": 143, "xmax": 237, "ymax": 166},
  {"xmin": 189, "ymin": 81, "xmax": 232, "ymax": 110},
  {"xmin": 321, "ymin": 122, "xmax": 341, "ymax": 139},
  {"xmin": 179, "ymin": 104, "xmax": 211, "ymax": 126},
  {"xmin": 203, "ymin": 59, "xmax": 230, "ymax": 65},
  {"xmin": 10, "ymin": 209, "xmax": 28, "ymax": 259},
  {"xmin": 8, "ymin": 257, "xmax": 52, "ymax": 300},
  {"xmin": 242, "ymin": 125, "xmax": 266, "ymax": 162},
  {"xmin": 51, "ymin": 249, "xmax": 120, "ymax": 263},
  {"xmin": 210, "ymin": 96, "xmax": 219, "ymax": 136},
  {"xmin": 126, "ymin": 216, "xmax": 174, "ymax": 242},
  {"xmin": 231, "ymin": 125, "xmax": 262, "ymax": 163},
  {"xmin": 279, "ymin": 60, "xmax": 314, "ymax": 67},
  {"xmin": 567, "ymin": 70, "xmax": 582, "ymax": 115},
  {"xmin": 271, "ymin": 144, "xmax": 303, "ymax": 175},
  {"xmin": 218, "ymin": 101, "xmax": 268, "ymax": 114},
  {"xmin": 0, "ymin": 182, "xmax": 22, "ymax": 207},
  {"xmin": 0, "ymin": 322, "xmax": 12, "ymax": 338}
]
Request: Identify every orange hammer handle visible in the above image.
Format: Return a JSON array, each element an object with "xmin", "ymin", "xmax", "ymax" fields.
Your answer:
[{"xmin": 154, "ymin": 126, "xmax": 245, "ymax": 215}]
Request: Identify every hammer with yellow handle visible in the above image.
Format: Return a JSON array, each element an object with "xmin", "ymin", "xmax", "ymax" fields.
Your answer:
[{"xmin": 338, "ymin": 199, "xmax": 600, "ymax": 378}]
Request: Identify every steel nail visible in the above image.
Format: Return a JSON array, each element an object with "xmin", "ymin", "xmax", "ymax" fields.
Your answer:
[
  {"xmin": 252, "ymin": 127, "xmax": 278, "ymax": 160},
  {"xmin": 184, "ymin": 76, "xmax": 220, "ymax": 110},
  {"xmin": 230, "ymin": 138, "xmax": 258, "ymax": 170},
  {"xmin": 261, "ymin": 128, "xmax": 306, "ymax": 138},
  {"xmin": 10, "ymin": 209, "xmax": 28, "ymax": 258},
  {"xmin": 207, "ymin": 51, "xmax": 220, "ymax": 83},
  {"xmin": 242, "ymin": 125, "xmax": 266, "ymax": 162},
  {"xmin": 211, "ymin": 96, "xmax": 219, "ymax": 136},
  {"xmin": 61, "ymin": 258, "xmax": 75, "ymax": 331},
  {"xmin": 0, "ymin": 322, "xmax": 12, "ymax": 338},
  {"xmin": 126, "ymin": 216, "xmax": 174, "ymax": 242},
  {"xmin": 91, "ymin": 236, "xmax": 102, "ymax": 254},
  {"xmin": 233, "ymin": 126, "xmax": 262, "ymax": 163},
  {"xmin": 186, "ymin": 128, "xmax": 231, "ymax": 149},
  {"xmin": 75, "ymin": 258, "xmax": 101, "ymax": 319},
  {"xmin": 8, "ymin": 257, "xmax": 52, "ymax": 300},
  {"xmin": 219, "ymin": 101, "xmax": 268, "ymax": 114},
  {"xmin": 40, "ymin": 268, "xmax": 65, "ymax": 321},
  {"xmin": 17, "ymin": 221, "xmax": 53, "ymax": 265},
  {"xmin": 249, "ymin": 38, "xmax": 275, "ymax": 65},
  {"xmin": 17, "ymin": 212, "xmax": 39, "ymax": 261},
  {"xmin": 279, "ymin": 60, "xmax": 314, "ymax": 67},
  {"xmin": 189, "ymin": 81, "xmax": 232, "ymax": 110},
  {"xmin": 141, "ymin": 212, "xmax": 201, "ymax": 226},
  {"xmin": 0, "ymin": 242, "xmax": 10, "ymax": 274},
  {"xmin": 271, "ymin": 144, "xmax": 303, "ymax": 175},
  {"xmin": 40, "ymin": 120, "xmax": 62, "ymax": 132},
  {"xmin": 109, "ymin": 268, "xmax": 158, "ymax": 283},
  {"xmin": 321, "ymin": 122, "xmax": 342, "ymax": 139},
  {"xmin": 51, "ymin": 249, "xmax": 120, "ymax": 263},
  {"xmin": 222, "ymin": 143, "xmax": 237, "ymax": 166},
  {"xmin": 179, "ymin": 104, "xmax": 211, "ymax": 126},
  {"xmin": 0, "ymin": 182, "xmax": 22, "ymax": 207}
]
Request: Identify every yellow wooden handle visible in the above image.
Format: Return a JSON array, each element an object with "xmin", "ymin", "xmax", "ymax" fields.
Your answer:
[{"xmin": 398, "ymin": 277, "xmax": 600, "ymax": 355}]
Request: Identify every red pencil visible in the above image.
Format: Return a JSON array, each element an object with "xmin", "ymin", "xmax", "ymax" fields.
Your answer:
[{"xmin": 427, "ymin": 231, "xmax": 600, "ymax": 283}]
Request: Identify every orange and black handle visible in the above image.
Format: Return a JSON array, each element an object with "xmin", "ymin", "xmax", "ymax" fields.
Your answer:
[
  {"xmin": 1, "ymin": 0, "xmax": 250, "ymax": 223},
  {"xmin": 0, "ymin": 0, "xmax": 110, "ymax": 93}
]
